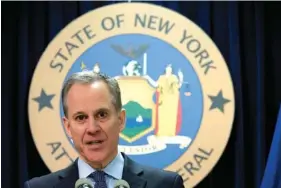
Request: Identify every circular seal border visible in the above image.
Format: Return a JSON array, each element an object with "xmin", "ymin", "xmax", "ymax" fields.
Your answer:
[{"xmin": 28, "ymin": 3, "xmax": 235, "ymax": 187}]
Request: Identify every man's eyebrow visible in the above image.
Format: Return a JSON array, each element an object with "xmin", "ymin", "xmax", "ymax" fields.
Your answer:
[
  {"xmin": 71, "ymin": 108, "xmax": 111, "ymax": 117},
  {"xmin": 72, "ymin": 111, "xmax": 85, "ymax": 117},
  {"xmin": 94, "ymin": 108, "xmax": 110, "ymax": 113}
]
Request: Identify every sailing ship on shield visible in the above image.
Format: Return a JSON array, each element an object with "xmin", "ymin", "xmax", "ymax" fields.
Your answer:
[{"xmin": 80, "ymin": 44, "xmax": 192, "ymax": 155}]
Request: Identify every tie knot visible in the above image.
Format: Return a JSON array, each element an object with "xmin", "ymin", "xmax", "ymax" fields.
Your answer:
[{"xmin": 88, "ymin": 171, "xmax": 106, "ymax": 182}]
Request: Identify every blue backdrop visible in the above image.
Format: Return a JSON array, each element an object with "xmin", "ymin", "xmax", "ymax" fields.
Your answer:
[{"xmin": 2, "ymin": 1, "xmax": 281, "ymax": 188}]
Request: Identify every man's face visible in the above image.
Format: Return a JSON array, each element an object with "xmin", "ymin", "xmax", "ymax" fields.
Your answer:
[{"xmin": 63, "ymin": 81, "xmax": 125, "ymax": 168}]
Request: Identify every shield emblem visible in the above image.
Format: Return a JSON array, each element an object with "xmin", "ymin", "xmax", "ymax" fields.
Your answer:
[{"xmin": 117, "ymin": 76, "xmax": 155, "ymax": 143}]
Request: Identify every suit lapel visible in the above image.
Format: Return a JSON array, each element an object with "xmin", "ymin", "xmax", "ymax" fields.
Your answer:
[
  {"xmin": 122, "ymin": 153, "xmax": 147, "ymax": 188},
  {"xmin": 52, "ymin": 154, "xmax": 147, "ymax": 188},
  {"xmin": 53, "ymin": 160, "xmax": 79, "ymax": 188}
]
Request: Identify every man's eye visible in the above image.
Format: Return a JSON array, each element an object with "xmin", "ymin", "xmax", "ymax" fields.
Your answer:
[
  {"xmin": 75, "ymin": 115, "xmax": 87, "ymax": 121},
  {"xmin": 96, "ymin": 111, "xmax": 108, "ymax": 119}
]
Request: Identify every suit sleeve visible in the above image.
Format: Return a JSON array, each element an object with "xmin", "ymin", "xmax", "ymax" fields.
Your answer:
[
  {"xmin": 173, "ymin": 174, "xmax": 185, "ymax": 188},
  {"xmin": 24, "ymin": 181, "xmax": 31, "ymax": 188}
]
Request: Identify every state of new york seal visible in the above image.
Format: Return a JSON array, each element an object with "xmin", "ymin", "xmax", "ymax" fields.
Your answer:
[{"xmin": 28, "ymin": 2, "xmax": 235, "ymax": 187}]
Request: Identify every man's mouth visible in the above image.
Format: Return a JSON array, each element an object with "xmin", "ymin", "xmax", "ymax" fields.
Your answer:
[{"xmin": 86, "ymin": 140, "xmax": 103, "ymax": 145}]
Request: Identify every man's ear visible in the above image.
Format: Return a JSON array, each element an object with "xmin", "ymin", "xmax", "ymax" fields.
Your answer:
[
  {"xmin": 63, "ymin": 117, "xmax": 72, "ymax": 138},
  {"xmin": 119, "ymin": 109, "xmax": 126, "ymax": 132}
]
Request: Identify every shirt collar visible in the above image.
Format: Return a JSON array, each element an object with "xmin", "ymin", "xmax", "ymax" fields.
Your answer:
[{"xmin": 78, "ymin": 152, "xmax": 124, "ymax": 180}]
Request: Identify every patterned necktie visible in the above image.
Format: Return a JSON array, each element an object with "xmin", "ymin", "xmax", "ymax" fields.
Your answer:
[{"xmin": 88, "ymin": 170, "xmax": 107, "ymax": 188}]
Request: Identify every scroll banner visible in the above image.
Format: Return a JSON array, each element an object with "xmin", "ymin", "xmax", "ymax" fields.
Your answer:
[{"xmin": 119, "ymin": 135, "xmax": 192, "ymax": 155}]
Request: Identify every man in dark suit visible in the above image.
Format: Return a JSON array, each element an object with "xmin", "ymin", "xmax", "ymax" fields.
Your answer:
[{"xmin": 24, "ymin": 71, "xmax": 184, "ymax": 188}]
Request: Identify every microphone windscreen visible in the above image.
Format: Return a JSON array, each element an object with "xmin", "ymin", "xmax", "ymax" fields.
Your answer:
[
  {"xmin": 114, "ymin": 179, "xmax": 130, "ymax": 188},
  {"xmin": 75, "ymin": 178, "xmax": 93, "ymax": 188}
]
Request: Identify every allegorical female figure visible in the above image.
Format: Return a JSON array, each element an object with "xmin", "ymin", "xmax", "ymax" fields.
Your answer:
[{"xmin": 144, "ymin": 64, "xmax": 183, "ymax": 137}]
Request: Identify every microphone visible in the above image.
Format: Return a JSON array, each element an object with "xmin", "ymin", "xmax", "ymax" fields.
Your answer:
[
  {"xmin": 75, "ymin": 178, "xmax": 93, "ymax": 188},
  {"xmin": 114, "ymin": 179, "xmax": 130, "ymax": 188}
]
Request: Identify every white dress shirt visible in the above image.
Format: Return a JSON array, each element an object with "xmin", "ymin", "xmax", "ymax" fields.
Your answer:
[{"xmin": 78, "ymin": 152, "xmax": 124, "ymax": 188}]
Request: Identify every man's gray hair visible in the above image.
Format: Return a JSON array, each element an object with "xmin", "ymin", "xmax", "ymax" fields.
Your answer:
[{"xmin": 61, "ymin": 71, "xmax": 122, "ymax": 117}]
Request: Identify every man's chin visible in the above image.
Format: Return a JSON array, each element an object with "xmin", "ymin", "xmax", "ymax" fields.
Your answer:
[
  {"xmin": 84, "ymin": 152, "xmax": 106, "ymax": 165},
  {"xmin": 80, "ymin": 147, "xmax": 117, "ymax": 168}
]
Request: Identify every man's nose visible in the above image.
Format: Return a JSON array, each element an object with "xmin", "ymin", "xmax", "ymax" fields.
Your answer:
[{"xmin": 86, "ymin": 118, "xmax": 101, "ymax": 133}]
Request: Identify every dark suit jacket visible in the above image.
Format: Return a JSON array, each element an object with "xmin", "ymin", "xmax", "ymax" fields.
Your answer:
[{"xmin": 24, "ymin": 153, "xmax": 184, "ymax": 188}]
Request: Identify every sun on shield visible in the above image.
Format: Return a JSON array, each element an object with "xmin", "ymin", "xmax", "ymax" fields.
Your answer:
[{"xmin": 117, "ymin": 77, "xmax": 156, "ymax": 143}]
